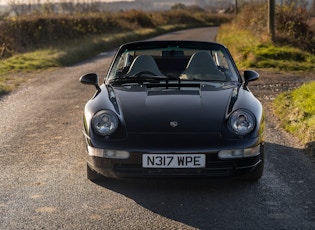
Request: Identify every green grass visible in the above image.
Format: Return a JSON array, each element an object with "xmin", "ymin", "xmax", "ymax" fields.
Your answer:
[
  {"xmin": 241, "ymin": 45, "xmax": 315, "ymax": 71},
  {"xmin": 273, "ymin": 82, "xmax": 315, "ymax": 145},
  {"xmin": 0, "ymin": 49, "xmax": 62, "ymax": 95},
  {"xmin": 217, "ymin": 24, "xmax": 315, "ymax": 72},
  {"xmin": 216, "ymin": 23, "xmax": 265, "ymax": 67},
  {"xmin": 0, "ymin": 50, "xmax": 61, "ymax": 74}
]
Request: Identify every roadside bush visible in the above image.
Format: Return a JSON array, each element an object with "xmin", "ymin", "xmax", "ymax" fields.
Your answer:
[
  {"xmin": 234, "ymin": 3, "xmax": 268, "ymax": 35},
  {"xmin": 0, "ymin": 14, "xmax": 120, "ymax": 56},
  {"xmin": 115, "ymin": 10, "xmax": 156, "ymax": 29},
  {"xmin": 0, "ymin": 9, "xmax": 231, "ymax": 59},
  {"xmin": 161, "ymin": 9, "xmax": 204, "ymax": 25},
  {"xmin": 276, "ymin": 3, "xmax": 314, "ymax": 53},
  {"xmin": 233, "ymin": 2, "xmax": 315, "ymax": 54}
]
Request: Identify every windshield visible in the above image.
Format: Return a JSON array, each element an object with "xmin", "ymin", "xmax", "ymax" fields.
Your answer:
[{"xmin": 107, "ymin": 42, "xmax": 240, "ymax": 83}]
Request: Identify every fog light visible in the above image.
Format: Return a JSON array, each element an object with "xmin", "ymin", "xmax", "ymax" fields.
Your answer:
[
  {"xmin": 104, "ymin": 150, "xmax": 130, "ymax": 159},
  {"xmin": 87, "ymin": 146, "xmax": 130, "ymax": 159},
  {"xmin": 104, "ymin": 150, "xmax": 115, "ymax": 157},
  {"xmin": 218, "ymin": 145, "xmax": 260, "ymax": 159}
]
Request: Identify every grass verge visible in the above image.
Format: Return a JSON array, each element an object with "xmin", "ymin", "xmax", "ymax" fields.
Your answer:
[
  {"xmin": 273, "ymin": 82, "xmax": 315, "ymax": 146},
  {"xmin": 217, "ymin": 24, "xmax": 315, "ymax": 72}
]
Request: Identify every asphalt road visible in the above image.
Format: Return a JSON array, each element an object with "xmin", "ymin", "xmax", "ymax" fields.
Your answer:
[{"xmin": 1, "ymin": 27, "xmax": 315, "ymax": 230}]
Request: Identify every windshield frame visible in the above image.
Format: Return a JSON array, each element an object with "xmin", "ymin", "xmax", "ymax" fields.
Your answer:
[{"xmin": 105, "ymin": 41, "xmax": 242, "ymax": 85}]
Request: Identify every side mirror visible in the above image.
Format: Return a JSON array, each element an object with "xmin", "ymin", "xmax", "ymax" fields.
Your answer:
[
  {"xmin": 80, "ymin": 73, "xmax": 101, "ymax": 91},
  {"xmin": 243, "ymin": 70, "xmax": 259, "ymax": 86}
]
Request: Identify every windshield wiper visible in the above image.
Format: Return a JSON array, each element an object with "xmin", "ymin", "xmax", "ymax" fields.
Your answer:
[
  {"xmin": 110, "ymin": 71, "xmax": 168, "ymax": 83},
  {"xmin": 109, "ymin": 75, "xmax": 169, "ymax": 86}
]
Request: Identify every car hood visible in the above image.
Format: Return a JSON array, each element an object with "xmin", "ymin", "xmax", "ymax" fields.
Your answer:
[{"xmin": 112, "ymin": 83, "xmax": 238, "ymax": 133}]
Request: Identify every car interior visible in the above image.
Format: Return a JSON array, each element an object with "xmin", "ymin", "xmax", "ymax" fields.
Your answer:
[{"xmin": 112, "ymin": 48, "xmax": 236, "ymax": 82}]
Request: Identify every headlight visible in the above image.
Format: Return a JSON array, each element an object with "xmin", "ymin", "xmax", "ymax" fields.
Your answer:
[
  {"xmin": 92, "ymin": 110, "xmax": 119, "ymax": 136},
  {"xmin": 228, "ymin": 110, "xmax": 255, "ymax": 135}
]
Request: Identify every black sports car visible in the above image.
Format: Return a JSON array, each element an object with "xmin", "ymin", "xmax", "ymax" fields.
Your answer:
[{"xmin": 80, "ymin": 40, "xmax": 264, "ymax": 181}]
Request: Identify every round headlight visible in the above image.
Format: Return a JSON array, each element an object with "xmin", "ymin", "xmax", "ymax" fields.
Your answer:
[
  {"xmin": 229, "ymin": 110, "xmax": 255, "ymax": 135},
  {"xmin": 92, "ymin": 110, "xmax": 119, "ymax": 136}
]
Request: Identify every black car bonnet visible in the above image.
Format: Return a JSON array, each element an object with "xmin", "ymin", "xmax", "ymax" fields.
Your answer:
[{"xmin": 112, "ymin": 83, "xmax": 236, "ymax": 134}]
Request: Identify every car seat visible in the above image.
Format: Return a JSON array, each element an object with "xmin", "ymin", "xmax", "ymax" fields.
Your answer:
[
  {"xmin": 126, "ymin": 55, "xmax": 163, "ymax": 77},
  {"xmin": 181, "ymin": 51, "xmax": 226, "ymax": 81}
]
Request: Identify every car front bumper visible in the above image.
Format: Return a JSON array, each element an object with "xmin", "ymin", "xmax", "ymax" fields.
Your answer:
[{"xmin": 86, "ymin": 143, "xmax": 264, "ymax": 179}]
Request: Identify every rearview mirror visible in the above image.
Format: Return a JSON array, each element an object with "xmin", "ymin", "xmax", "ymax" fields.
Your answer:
[{"xmin": 80, "ymin": 73, "xmax": 101, "ymax": 91}]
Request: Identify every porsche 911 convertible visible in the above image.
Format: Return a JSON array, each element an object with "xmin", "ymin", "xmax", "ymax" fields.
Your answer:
[{"xmin": 80, "ymin": 40, "xmax": 264, "ymax": 181}]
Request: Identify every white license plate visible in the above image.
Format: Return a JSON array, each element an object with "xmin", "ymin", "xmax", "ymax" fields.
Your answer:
[{"xmin": 142, "ymin": 154, "xmax": 205, "ymax": 168}]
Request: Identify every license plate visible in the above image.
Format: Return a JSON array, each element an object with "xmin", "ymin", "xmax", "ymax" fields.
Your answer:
[{"xmin": 142, "ymin": 154, "xmax": 205, "ymax": 168}]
